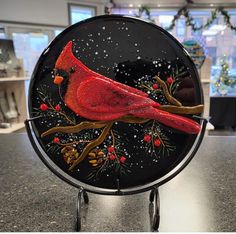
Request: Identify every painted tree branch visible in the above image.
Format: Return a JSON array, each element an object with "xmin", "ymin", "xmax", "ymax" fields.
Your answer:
[
  {"xmin": 41, "ymin": 121, "xmax": 107, "ymax": 137},
  {"xmin": 69, "ymin": 122, "xmax": 113, "ymax": 171},
  {"xmin": 159, "ymin": 104, "xmax": 204, "ymax": 114},
  {"xmin": 153, "ymin": 76, "xmax": 182, "ymax": 106},
  {"xmin": 41, "ymin": 116, "xmax": 149, "ymax": 137}
]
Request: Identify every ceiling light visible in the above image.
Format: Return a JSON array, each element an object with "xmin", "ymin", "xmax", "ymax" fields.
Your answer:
[
  {"xmin": 202, "ymin": 30, "xmax": 218, "ymax": 36},
  {"xmin": 129, "ymin": 4, "xmax": 133, "ymax": 7},
  {"xmin": 209, "ymin": 25, "xmax": 226, "ymax": 31},
  {"xmin": 210, "ymin": 4, "xmax": 214, "ymax": 7}
]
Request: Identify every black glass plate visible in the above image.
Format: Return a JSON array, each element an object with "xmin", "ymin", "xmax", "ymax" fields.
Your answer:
[{"xmin": 28, "ymin": 15, "xmax": 204, "ymax": 194}]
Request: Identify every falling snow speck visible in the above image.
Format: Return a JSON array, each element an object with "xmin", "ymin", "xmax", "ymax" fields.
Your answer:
[
  {"xmin": 95, "ymin": 52, "xmax": 98, "ymax": 55},
  {"xmin": 102, "ymin": 26, "xmax": 106, "ymax": 30}
]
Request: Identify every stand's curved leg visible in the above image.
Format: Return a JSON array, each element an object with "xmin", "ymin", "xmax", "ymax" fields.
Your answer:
[
  {"xmin": 149, "ymin": 187, "xmax": 160, "ymax": 231},
  {"xmin": 76, "ymin": 189, "xmax": 89, "ymax": 232},
  {"xmin": 76, "ymin": 189, "xmax": 82, "ymax": 231},
  {"xmin": 149, "ymin": 189, "xmax": 155, "ymax": 203},
  {"xmin": 83, "ymin": 190, "xmax": 89, "ymax": 204},
  {"xmin": 152, "ymin": 188, "xmax": 160, "ymax": 230}
]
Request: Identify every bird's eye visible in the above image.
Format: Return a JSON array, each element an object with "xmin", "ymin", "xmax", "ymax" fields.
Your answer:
[{"xmin": 53, "ymin": 68, "xmax": 69, "ymax": 78}]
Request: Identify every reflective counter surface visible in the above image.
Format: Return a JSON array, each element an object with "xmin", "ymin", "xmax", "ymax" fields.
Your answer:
[{"xmin": 0, "ymin": 134, "xmax": 235, "ymax": 232}]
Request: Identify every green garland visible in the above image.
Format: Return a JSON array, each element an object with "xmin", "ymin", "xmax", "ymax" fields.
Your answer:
[
  {"xmin": 166, "ymin": 7, "xmax": 236, "ymax": 32},
  {"xmin": 135, "ymin": 6, "xmax": 154, "ymax": 22}
]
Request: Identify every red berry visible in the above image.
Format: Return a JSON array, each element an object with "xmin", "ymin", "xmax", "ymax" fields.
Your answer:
[
  {"xmin": 53, "ymin": 137, "xmax": 60, "ymax": 144},
  {"xmin": 154, "ymin": 139, "xmax": 161, "ymax": 147},
  {"xmin": 109, "ymin": 154, "xmax": 116, "ymax": 160},
  {"xmin": 120, "ymin": 156, "xmax": 126, "ymax": 164},
  {"xmin": 40, "ymin": 103, "xmax": 48, "ymax": 111},
  {"xmin": 167, "ymin": 77, "xmax": 174, "ymax": 84},
  {"xmin": 108, "ymin": 146, "xmax": 115, "ymax": 153},
  {"xmin": 55, "ymin": 104, "xmax": 61, "ymax": 112},
  {"xmin": 152, "ymin": 83, "xmax": 158, "ymax": 90},
  {"xmin": 144, "ymin": 134, "xmax": 151, "ymax": 143}
]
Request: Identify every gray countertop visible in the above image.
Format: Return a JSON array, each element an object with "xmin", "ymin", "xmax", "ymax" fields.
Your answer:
[{"xmin": 0, "ymin": 133, "xmax": 235, "ymax": 232}]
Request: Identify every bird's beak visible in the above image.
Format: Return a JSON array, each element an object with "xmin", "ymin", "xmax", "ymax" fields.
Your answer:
[
  {"xmin": 53, "ymin": 68, "xmax": 67, "ymax": 85},
  {"xmin": 53, "ymin": 75, "xmax": 64, "ymax": 85}
]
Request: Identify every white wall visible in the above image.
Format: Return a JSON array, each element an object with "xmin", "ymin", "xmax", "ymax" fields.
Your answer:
[{"xmin": 0, "ymin": 0, "xmax": 106, "ymax": 26}]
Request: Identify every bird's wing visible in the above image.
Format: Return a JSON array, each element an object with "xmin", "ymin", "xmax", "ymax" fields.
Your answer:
[
  {"xmin": 77, "ymin": 77, "xmax": 159, "ymax": 113},
  {"xmin": 90, "ymin": 71, "xmax": 148, "ymax": 97}
]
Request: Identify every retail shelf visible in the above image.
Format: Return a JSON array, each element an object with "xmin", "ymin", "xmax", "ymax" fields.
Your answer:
[
  {"xmin": 0, "ymin": 77, "xmax": 30, "ymax": 82},
  {"xmin": 0, "ymin": 122, "xmax": 25, "ymax": 134},
  {"xmin": 201, "ymin": 79, "xmax": 211, "ymax": 83}
]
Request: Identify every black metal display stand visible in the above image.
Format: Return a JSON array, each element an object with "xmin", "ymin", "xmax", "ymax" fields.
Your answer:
[
  {"xmin": 75, "ymin": 186, "xmax": 160, "ymax": 232},
  {"xmin": 25, "ymin": 117, "xmax": 207, "ymax": 232}
]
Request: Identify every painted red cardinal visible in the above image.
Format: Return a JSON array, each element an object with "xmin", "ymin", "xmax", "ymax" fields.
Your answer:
[{"xmin": 54, "ymin": 41, "xmax": 201, "ymax": 134}]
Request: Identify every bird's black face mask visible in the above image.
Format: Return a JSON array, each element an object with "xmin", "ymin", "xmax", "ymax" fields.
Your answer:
[{"xmin": 53, "ymin": 68, "xmax": 70, "ymax": 98}]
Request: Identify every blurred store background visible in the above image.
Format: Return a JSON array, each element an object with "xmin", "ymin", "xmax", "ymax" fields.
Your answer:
[{"xmin": 0, "ymin": 0, "xmax": 236, "ymax": 134}]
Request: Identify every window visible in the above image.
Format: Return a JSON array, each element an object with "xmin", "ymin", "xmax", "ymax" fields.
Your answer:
[
  {"xmin": 68, "ymin": 4, "xmax": 96, "ymax": 25},
  {"xmin": 176, "ymin": 18, "xmax": 186, "ymax": 37},
  {"xmin": 232, "ymin": 48, "xmax": 236, "ymax": 69},
  {"xmin": 0, "ymin": 27, "xmax": 6, "ymax": 39},
  {"xmin": 192, "ymin": 18, "xmax": 203, "ymax": 36},
  {"xmin": 12, "ymin": 32, "xmax": 49, "ymax": 76},
  {"xmin": 158, "ymin": 15, "xmax": 174, "ymax": 30},
  {"xmin": 54, "ymin": 29, "xmax": 63, "ymax": 37},
  {"xmin": 206, "ymin": 47, "xmax": 217, "ymax": 65}
]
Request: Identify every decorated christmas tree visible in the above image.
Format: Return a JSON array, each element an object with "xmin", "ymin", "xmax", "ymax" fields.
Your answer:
[{"xmin": 213, "ymin": 56, "xmax": 236, "ymax": 95}]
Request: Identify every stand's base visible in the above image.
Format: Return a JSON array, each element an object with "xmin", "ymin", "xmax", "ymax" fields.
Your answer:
[{"xmin": 75, "ymin": 187, "xmax": 160, "ymax": 232}]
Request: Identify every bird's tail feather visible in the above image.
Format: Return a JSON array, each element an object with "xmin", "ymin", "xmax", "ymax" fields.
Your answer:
[{"xmin": 130, "ymin": 107, "xmax": 201, "ymax": 134}]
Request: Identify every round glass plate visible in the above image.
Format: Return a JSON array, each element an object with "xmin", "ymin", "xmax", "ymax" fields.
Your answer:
[{"xmin": 28, "ymin": 15, "xmax": 204, "ymax": 194}]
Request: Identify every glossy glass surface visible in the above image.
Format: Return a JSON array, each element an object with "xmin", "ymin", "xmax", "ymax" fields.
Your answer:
[{"xmin": 28, "ymin": 15, "xmax": 204, "ymax": 192}]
